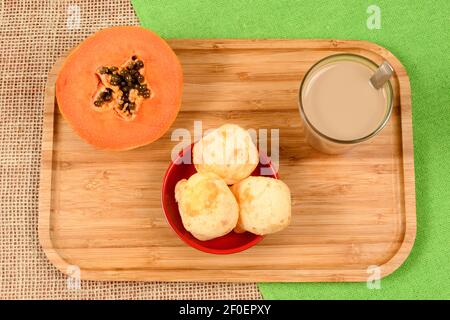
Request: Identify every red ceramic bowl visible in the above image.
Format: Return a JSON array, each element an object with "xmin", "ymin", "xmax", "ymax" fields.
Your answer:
[{"xmin": 161, "ymin": 143, "xmax": 279, "ymax": 254}]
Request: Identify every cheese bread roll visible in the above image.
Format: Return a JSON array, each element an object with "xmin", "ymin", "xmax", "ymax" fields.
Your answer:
[
  {"xmin": 193, "ymin": 124, "xmax": 259, "ymax": 185},
  {"xmin": 175, "ymin": 172, "xmax": 239, "ymax": 241},
  {"xmin": 231, "ymin": 176, "xmax": 291, "ymax": 235}
]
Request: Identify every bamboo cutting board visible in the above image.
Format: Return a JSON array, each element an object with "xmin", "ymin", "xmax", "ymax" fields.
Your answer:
[{"xmin": 39, "ymin": 39, "xmax": 415, "ymax": 282}]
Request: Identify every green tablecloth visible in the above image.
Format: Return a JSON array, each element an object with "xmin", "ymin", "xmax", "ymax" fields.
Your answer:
[{"xmin": 131, "ymin": 0, "xmax": 450, "ymax": 299}]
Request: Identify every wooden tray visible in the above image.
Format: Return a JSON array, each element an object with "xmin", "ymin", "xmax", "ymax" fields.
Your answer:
[{"xmin": 39, "ymin": 39, "xmax": 416, "ymax": 282}]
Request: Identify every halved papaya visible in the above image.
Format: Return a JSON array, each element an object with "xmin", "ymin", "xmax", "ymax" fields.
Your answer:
[{"xmin": 56, "ymin": 26, "xmax": 183, "ymax": 150}]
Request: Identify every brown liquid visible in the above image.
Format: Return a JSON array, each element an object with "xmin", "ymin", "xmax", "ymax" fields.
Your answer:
[{"xmin": 302, "ymin": 60, "xmax": 388, "ymax": 141}]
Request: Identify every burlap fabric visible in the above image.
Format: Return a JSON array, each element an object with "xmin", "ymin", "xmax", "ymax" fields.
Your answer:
[{"xmin": 0, "ymin": 0, "xmax": 261, "ymax": 300}]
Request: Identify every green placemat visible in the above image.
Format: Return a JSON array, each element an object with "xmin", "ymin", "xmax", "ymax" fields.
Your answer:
[{"xmin": 131, "ymin": 0, "xmax": 450, "ymax": 299}]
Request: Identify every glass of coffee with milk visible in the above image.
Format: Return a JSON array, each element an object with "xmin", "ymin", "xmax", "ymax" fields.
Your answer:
[{"xmin": 299, "ymin": 54, "xmax": 394, "ymax": 154}]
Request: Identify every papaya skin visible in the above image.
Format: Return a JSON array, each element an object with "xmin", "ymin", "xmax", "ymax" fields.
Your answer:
[{"xmin": 56, "ymin": 26, "xmax": 183, "ymax": 150}]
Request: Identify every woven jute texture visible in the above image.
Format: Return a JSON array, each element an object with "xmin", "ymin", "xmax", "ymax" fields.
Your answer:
[{"xmin": 0, "ymin": 0, "xmax": 261, "ymax": 300}]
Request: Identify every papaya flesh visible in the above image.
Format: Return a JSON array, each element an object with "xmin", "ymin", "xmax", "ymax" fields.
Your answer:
[{"xmin": 56, "ymin": 26, "xmax": 183, "ymax": 150}]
